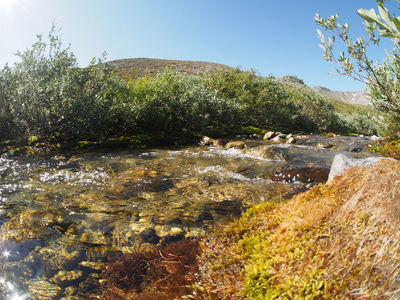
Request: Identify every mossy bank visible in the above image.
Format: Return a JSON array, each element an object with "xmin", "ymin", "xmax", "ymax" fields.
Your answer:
[{"xmin": 195, "ymin": 159, "xmax": 400, "ymax": 299}]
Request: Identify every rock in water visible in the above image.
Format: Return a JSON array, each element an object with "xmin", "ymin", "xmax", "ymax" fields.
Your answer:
[
  {"xmin": 25, "ymin": 280, "xmax": 62, "ymax": 299},
  {"xmin": 328, "ymin": 153, "xmax": 394, "ymax": 182}
]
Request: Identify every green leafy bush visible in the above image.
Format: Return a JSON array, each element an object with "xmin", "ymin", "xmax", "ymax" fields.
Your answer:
[
  {"xmin": 285, "ymin": 84, "xmax": 341, "ymax": 132},
  {"xmin": 0, "ymin": 26, "xmax": 381, "ymax": 147},
  {"xmin": 336, "ymin": 112, "xmax": 384, "ymax": 136},
  {"xmin": 205, "ymin": 68, "xmax": 297, "ymax": 130},
  {"xmin": 0, "ymin": 25, "xmax": 132, "ymax": 142},
  {"xmin": 130, "ymin": 71, "xmax": 240, "ymax": 133}
]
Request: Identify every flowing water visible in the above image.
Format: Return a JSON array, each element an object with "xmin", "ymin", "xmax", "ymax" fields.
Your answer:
[{"xmin": 0, "ymin": 134, "xmax": 377, "ymax": 299}]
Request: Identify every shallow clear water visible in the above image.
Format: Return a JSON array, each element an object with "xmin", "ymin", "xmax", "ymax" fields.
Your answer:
[{"xmin": 0, "ymin": 134, "xmax": 377, "ymax": 299}]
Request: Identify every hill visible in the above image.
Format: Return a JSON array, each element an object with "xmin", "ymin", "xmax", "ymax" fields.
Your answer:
[{"xmin": 107, "ymin": 58, "xmax": 232, "ymax": 82}]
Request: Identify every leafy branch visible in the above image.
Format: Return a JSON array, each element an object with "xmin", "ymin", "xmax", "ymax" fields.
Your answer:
[{"xmin": 315, "ymin": 1, "xmax": 400, "ymax": 116}]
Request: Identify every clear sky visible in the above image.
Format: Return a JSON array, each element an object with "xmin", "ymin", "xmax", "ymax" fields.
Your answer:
[{"xmin": 0, "ymin": 0, "xmax": 398, "ymax": 91}]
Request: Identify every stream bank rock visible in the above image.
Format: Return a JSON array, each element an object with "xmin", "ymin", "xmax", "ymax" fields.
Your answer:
[
  {"xmin": 328, "ymin": 153, "xmax": 395, "ymax": 182},
  {"xmin": 264, "ymin": 132, "xmax": 296, "ymax": 144}
]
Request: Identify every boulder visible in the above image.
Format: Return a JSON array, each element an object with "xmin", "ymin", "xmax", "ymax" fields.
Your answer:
[
  {"xmin": 200, "ymin": 136, "xmax": 214, "ymax": 145},
  {"xmin": 286, "ymin": 137, "xmax": 296, "ymax": 144},
  {"xmin": 263, "ymin": 131, "xmax": 276, "ymax": 140},
  {"xmin": 213, "ymin": 139, "xmax": 226, "ymax": 147},
  {"xmin": 328, "ymin": 153, "xmax": 395, "ymax": 182},
  {"xmin": 271, "ymin": 136, "xmax": 286, "ymax": 143}
]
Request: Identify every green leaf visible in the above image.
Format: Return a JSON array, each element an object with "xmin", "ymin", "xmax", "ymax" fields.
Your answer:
[
  {"xmin": 378, "ymin": 29, "xmax": 396, "ymax": 38},
  {"xmin": 357, "ymin": 8, "xmax": 386, "ymax": 28},
  {"xmin": 378, "ymin": 5, "xmax": 397, "ymax": 30},
  {"xmin": 393, "ymin": 17, "xmax": 400, "ymax": 32}
]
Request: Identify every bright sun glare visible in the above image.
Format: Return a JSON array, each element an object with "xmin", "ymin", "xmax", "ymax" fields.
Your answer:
[{"xmin": 0, "ymin": 0, "xmax": 16, "ymax": 11}]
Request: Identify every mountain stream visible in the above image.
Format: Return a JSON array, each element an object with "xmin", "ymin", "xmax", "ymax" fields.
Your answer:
[{"xmin": 0, "ymin": 134, "xmax": 378, "ymax": 299}]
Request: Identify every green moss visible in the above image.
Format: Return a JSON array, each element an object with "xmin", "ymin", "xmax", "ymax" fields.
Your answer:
[
  {"xmin": 197, "ymin": 160, "xmax": 400, "ymax": 298},
  {"xmin": 77, "ymin": 140, "xmax": 97, "ymax": 149},
  {"xmin": 48, "ymin": 143, "xmax": 61, "ymax": 151},
  {"xmin": 27, "ymin": 136, "xmax": 39, "ymax": 145},
  {"xmin": 0, "ymin": 140, "xmax": 15, "ymax": 147},
  {"xmin": 368, "ymin": 142, "xmax": 383, "ymax": 153},
  {"xmin": 240, "ymin": 126, "xmax": 264, "ymax": 135},
  {"xmin": 379, "ymin": 140, "xmax": 400, "ymax": 158},
  {"xmin": 7, "ymin": 146, "xmax": 37, "ymax": 156},
  {"xmin": 196, "ymin": 175, "xmax": 357, "ymax": 298}
]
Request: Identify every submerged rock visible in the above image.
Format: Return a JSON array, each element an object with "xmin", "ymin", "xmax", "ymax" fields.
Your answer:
[
  {"xmin": 225, "ymin": 141, "xmax": 246, "ymax": 149},
  {"xmin": 246, "ymin": 146, "xmax": 290, "ymax": 161},
  {"xmin": 270, "ymin": 167, "xmax": 330, "ymax": 184},
  {"xmin": 0, "ymin": 209, "xmax": 52, "ymax": 242},
  {"xmin": 25, "ymin": 280, "xmax": 62, "ymax": 300},
  {"xmin": 24, "ymin": 245, "xmax": 82, "ymax": 278},
  {"xmin": 316, "ymin": 142, "xmax": 334, "ymax": 149},
  {"xmin": 50, "ymin": 269, "xmax": 83, "ymax": 288}
]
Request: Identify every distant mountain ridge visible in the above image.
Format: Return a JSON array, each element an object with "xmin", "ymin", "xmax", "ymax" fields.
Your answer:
[
  {"xmin": 108, "ymin": 59, "xmax": 370, "ymax": 106},
  {"xmin": 310, "ymin": 86, "xmax": 369, "ymax": 106},
  {"xmin": 278, "ymin": 76, "xmax": 370, "ymax": 106}
]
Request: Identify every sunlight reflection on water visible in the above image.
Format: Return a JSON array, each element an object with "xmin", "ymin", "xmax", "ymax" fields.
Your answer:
[{"xmin": 0, "ymin": 276, "xmax": 29, "ymax": 300}]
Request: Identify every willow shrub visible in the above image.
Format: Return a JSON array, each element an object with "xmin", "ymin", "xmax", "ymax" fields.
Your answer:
[
  {"xmin": 205, "ymin": 68, "xmax": 359, "ymax": 133},
  {"xmin": 0, "ymin": 27, "xmax": 132, "ymax": 142},
  {"xmin": 130, "ymin": 71, "xmax": 240, "ymax": 133},
  {"xmin": 205, "ymin": 68, "xmax": 298, "ymax": 130}
]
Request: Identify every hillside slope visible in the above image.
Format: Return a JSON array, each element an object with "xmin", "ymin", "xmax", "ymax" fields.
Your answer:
[
  {"xmin": 109, "ymin": 59, "xmax": 370, "ymax": 106},
  {"xmin": 107, "ymin": 58, "xmax": 231, "ymax": 81}
]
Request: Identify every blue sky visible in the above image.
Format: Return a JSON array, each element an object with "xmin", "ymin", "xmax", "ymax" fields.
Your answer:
[{"xmin": 0, "ymin": 0, "xmax": 398, "ymax": 91}]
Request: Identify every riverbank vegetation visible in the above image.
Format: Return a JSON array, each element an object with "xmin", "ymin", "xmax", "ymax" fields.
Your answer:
[{"xmin": 0, "ymin": 26, "xmax": 384, "ymax": 156}]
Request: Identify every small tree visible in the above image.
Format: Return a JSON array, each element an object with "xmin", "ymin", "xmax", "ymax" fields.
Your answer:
[{"xmin": 315, "ymin": 0, "xmax": 400, "ymax": 137}]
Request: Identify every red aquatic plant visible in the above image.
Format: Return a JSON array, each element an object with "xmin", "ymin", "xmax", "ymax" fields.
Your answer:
[{"xmin": 100, "ymin": 239, "xmax": 200, "ymax": 299}]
